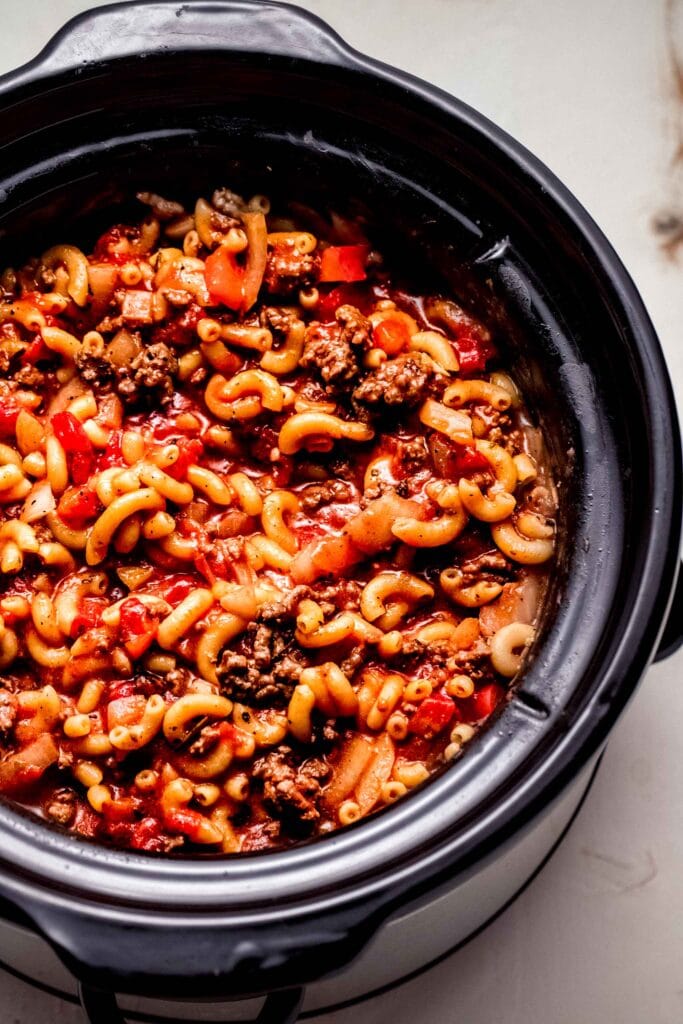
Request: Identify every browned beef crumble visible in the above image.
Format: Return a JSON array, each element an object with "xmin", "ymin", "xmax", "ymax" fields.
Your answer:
[
  {"xmin": 263, "ymin": 245, "xmax": 320, "ymax": 296},
  {"xmin": 260, "ymin": 305, "xmax": 300, "ymax": 335},
  {"xmin": 300, "ymin": 322, "xmax": 359, "ymax": 389},
  {"xmin": 217, "ymin": 622, "xmax": 311, "ymax": 705},
  {"xmin": 352, "ymin": 352, "xmax": 440, "ymax": 411},
  {"xmin": 335, "ymin": 304, "xmax": 372, "ymax": 349},
  {"xmin": 77, "ymin": 340, "xmax": 178, "ymax": 406},
  {"xmin": 300, "ymin": 479, "xmax": 354, "ymax": 512},
  {"xmin": 44, "ymin": 787, "xmax": 77, "ymax": 827},
  {"xmin": 253, "ymin": 747, "xmax": 330, "ymax": 826}
]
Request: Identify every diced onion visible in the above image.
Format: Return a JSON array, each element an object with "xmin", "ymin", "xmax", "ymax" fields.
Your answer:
[{"xmin": 21, "ymin": 479, "xmax": 56, "ymax": 523}]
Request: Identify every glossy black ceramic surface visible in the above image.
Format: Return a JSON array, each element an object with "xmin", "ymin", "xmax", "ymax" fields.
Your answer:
[{"xmin": 0, "ymin": 1, "xmax": 679, "ymax": 1011}]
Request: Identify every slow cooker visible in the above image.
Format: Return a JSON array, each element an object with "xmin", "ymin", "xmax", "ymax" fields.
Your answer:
[{"xmin": 0, "ymin": 3, "xmax": 680, "ymax": 1021}]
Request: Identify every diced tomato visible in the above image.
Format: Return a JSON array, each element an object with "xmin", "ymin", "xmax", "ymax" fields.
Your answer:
[
  {"xmin": 164, "ymin": 807, "xmax": 219, "ymax": 844},
  {"xmin": 290, "ymin": 532, "xmax": 363, "ymax": 584},
  {"xmin": 451, "ymin": 329, "xmax": 497, "ymax": 373},
  {"xmin": 429, "ymin": 434, "xmax": 490, "ymax": 479},
  {"xmin": 466, "ymin": 683, "xmax": 506, "ymax": 720},
  {"xmin": 344, "ymin": 493, "xmax": 426, "ymax": 554},
  {"xmin": 70, "ymin": 596, "xmax": 107, "ymax": 639},
  {"xmin": 355, "ymin": 733, "xmax": 395, "ymax": 813},
  {"xmin": 372, "ymin": 316, "xmax": 412, "ymax": 355},
  {"xmin": 94, "ymin": 224, "xmax": 135, "ymax": 263},
  {"xmin": 0, "ymin": 734, "xmax": 59, "ymax": 793},
  {"xmin": 51, "ymin": 411, "xmax": 93, "ymax": 454},
  {"xmin": 446, "ymin": 441, "xmax": 490, "ymax": 478},
  {"xmin": 315, "ymin": 283, "xmax": 373, "ymax": 319},
  {"xmin": 166, "ymin": 437, "xmax": 203, "ymax": 481},
  {"xmin": 107, "ymin": 680, "xmax": 137, "ymax": 702},
  {"xmin": 409, "ymin": 693, "xmax": 457, "ymax": 738},
  {"xmin": 51, "ymin": 411, "xmax": 96, "ymax": 484},
  {"xmin": 102, "ymin": 796, "xmax": 139, "ymax": 823},
  {"xmin": 194, "ymin": 553, "xmax": 216, "ymax": 586},
  {"xmin": 0, "ymin": 403, "xmax": 20, "ymax": 436},
  {"xmin": 204, "ymin": 246, "xmax": 244, "ymax": 310},
  {"xmin": 130, "ymin": 817, "xmax": 169, "ymax": 852},
  {"xmin": 119, "ymin": 597, "xmax": 158, "ymax": 660},
  {"xmin": 21, "ymin": 336, "xmax": 51, "ymax": 365},
  {"xmin": 71, "ymin": 451, "xmax": 94, "ymax": 485},
  {"xmin": 319, "ymin": 244, "xmax": 369, "ymax": 283},
  {"xmin": 57, "ymin": 485, "xmax": 102, "ymax": 527},
  {"xmin": 98, "ymin": 432, "xmax": 124, "ymax": 472},
  {"xmin": 160, "ymin": 574, "xmax": 197, "ymax": 606},
  {"xmin": 106, "ymin": 694, "xmax": 147, "ymax": 730}
]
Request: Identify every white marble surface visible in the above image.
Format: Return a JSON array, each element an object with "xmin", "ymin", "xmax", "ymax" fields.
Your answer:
[{"xmin": 0, "ymin": 1, "xmax": 682, "ymax": 1022}]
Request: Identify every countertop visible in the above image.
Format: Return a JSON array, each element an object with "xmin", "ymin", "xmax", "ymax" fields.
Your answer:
[{"xmin": 0, "ymin": 1, "xmax": 681, "ymax": 1022}]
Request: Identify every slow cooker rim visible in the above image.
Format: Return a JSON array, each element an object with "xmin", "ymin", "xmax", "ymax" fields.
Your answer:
[{"xmin": 0, "ymin": 0, "xmax": 679, "ymax": 926}]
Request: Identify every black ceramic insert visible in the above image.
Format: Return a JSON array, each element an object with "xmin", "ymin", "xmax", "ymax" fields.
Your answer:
[{"xmin": 0, "ymin": 1, "xmax": 679, "ymax": 1016}]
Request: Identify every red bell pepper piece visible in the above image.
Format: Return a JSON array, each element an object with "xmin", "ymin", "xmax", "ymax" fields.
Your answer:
[
  {"xmin": 372, "ymin": 316, "xmax": 412, "ymax": 355},
  {"xmin": 118, "ymin": 597, "xmax": 158, "ymax": 660},
  {"xmin": 319, "ymin": 245, "xmax": 369, "ymax": 283},
  {"xmin": 409, "ymin": 693, "xmax": 457, "ymax": 738},
  {"xmin": 204, "ymin": 246, "xmax": 244, "ymax": 310}
]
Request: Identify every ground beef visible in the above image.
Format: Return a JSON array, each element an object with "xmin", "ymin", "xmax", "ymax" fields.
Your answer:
[
  {"xmin": 395, "ymin": 435, "xmax": 430, "ymax": 473},
  {"xmin": 260, "ymin": 306, "xmax": 299, "ymax": 335},
  {"xmin": 335, "ymin": 304, "xmax": 372, "ymax": 349},
  {"xmin": 300, "ymin": 322, "xmax": 358, "ymax": 389},
  {"xmin": 116, "ymin": 342, "xmax": 178, "ymax": 406},
  {"xmin": 0, "ymin": 690, "xmax": 17, "ymax": 735},
  {"xmin": 458, "ymin": 550, "xmax": 512, "ymax": 585},
  {"xmin": 299, "ymin": 303, "xmax": 370, "ymax": 391},
  {"xmin": 315, "ymin": 579, "xmax": 363, "ymax": 613},
  {"xmin": 44, "ymin": 788, "xmax": 76, "ymax": 827},
  {"xmin": 163, "ymin": 288, "xmax": 193, "ymax": 307},
  {"xmin": 253, "ymin": 747, "xmax": 330, "ymax": 826},
  {"xmin": 75, "ymin": 349, "xmax": 113, "ymax": 387},
  {"xmin": 340, "ymin": 643, "xmax": 368, "ymax": 678},
  {"xmin": 256, "ymin": 584, "xmax": 315, "ymax": 624},
  {"xmin": 448, "ymin": 640, "xmax": 495, "ymax": 681},
  {"xmin": 157, "ymin": 667, "xmax": 191, "ymax": 696},
  {"xmin": 12, "ymin": 364, "xmax": 45, "ymax": 388},
  {"xmin": 217, "ymin": 622, "xmax": 310, "ymax": 705},
  {"xmin": 36, "ymin": 265, "xmax": 57, "ymax": 291},
  {"xmin": 212, "ymin": 188, "xmax": 248, "ymax": 217},
  {"xmin": 188, "ymin": 723, "xmax": 221, "ymax": 756},
  {"xmin": 353, "ymin": 353, "xmax": 439, "ymax": 412},
  {"xmin": 263, "ymin": 245, "xmax": 320, "ymax": 296},
  {"xmin": 136, "ymin": 191, "xmax": 185, "ymax": 221},
  {"xmin": 300, "ymin": 479, "xmax": 354, "ymax": 512},
  {"xmin": 76, "ymin": 339, "xmax": 178, "ymax": 405}
]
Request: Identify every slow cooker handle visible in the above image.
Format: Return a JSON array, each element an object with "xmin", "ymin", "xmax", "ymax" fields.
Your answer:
[
  {"xmin": 32, "ymin": 0, "xmax": 358, "ymax": 75},
  {"xmin": 79, "ymin": 982, "xmax": 305, "ymax": 1024},
  {"xmin": 654, "ymin": 560, "xmax": 683, "ymax": 661}
]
